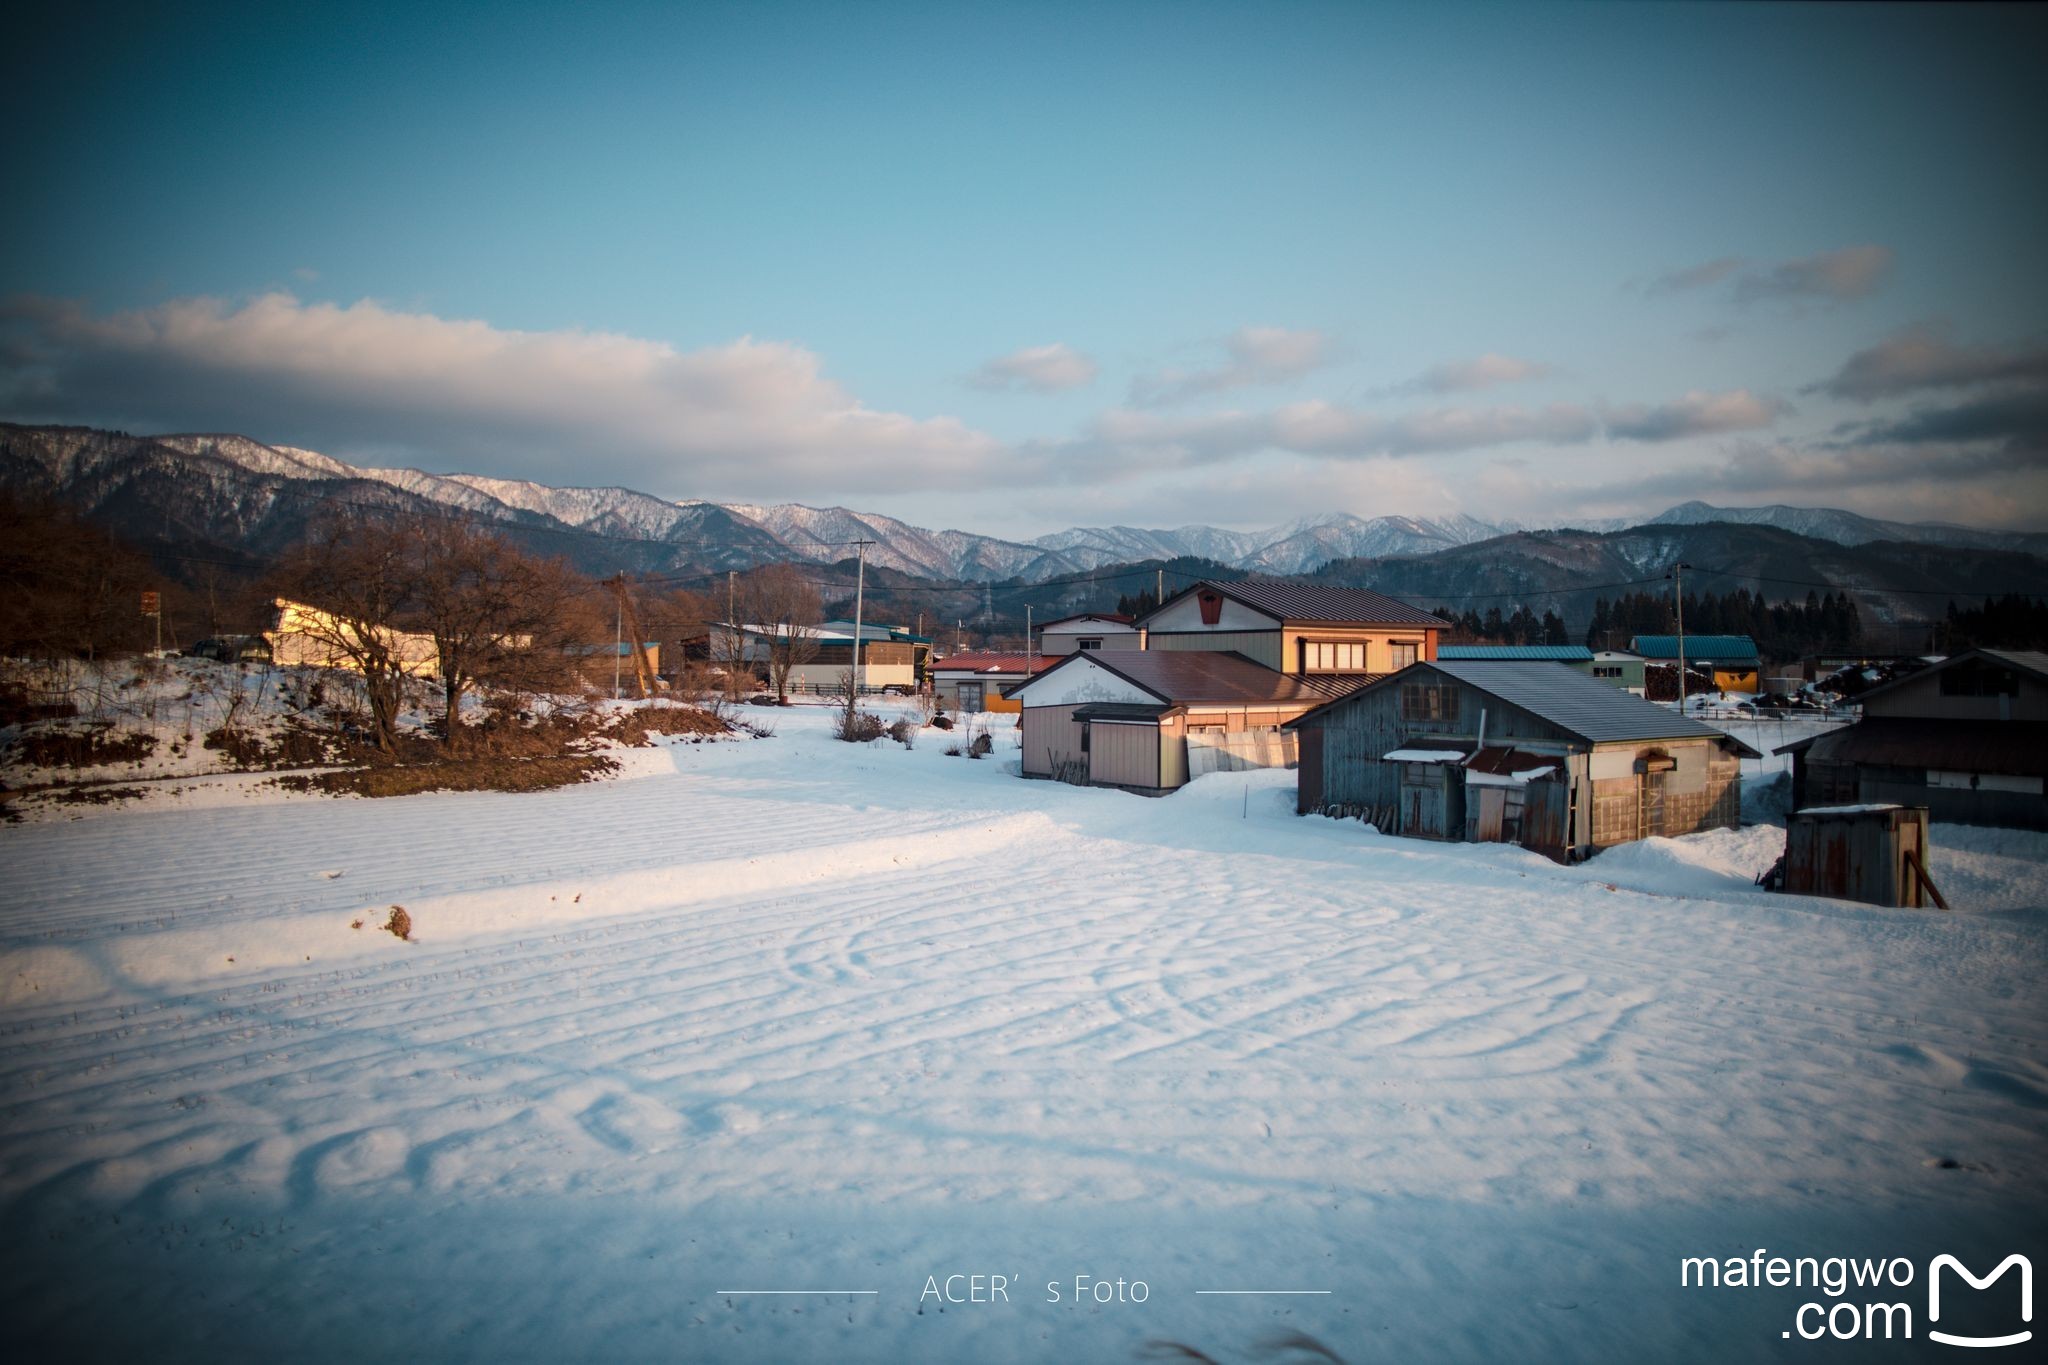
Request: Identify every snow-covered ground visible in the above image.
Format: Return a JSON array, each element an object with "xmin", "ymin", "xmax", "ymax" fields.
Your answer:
[{"xmin": 2, "ymin": 703, "xmax": 2042, "ymax": 1362}]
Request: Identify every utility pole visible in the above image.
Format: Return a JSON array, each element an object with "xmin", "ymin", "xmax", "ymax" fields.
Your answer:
[
  {"xmin": 613, "ymin": 586, "xmax": 623, "ymax": 701},
  {"xmin": 1670, "ymin": 561, "xmax": 1692, "ymax": 711},
  {"xmin": 851, "ymin": 540, "xmax": 873, "ymax": 694},
  {"xmin": 1026, "ymin": 606, "xmax": 1033, "ymax": 661},
  {"xmin": 1156, "ymin": 568, "xmax": 1164, "ymax": 610},
  {"xmin": 727, "ymin": 569, "xmax": 738, "ymax": 691}
]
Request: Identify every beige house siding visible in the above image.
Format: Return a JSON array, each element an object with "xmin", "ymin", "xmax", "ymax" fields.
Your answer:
[
  {"xmin": 1159, "ymin": 714, "xmax": 1189, "ymax": 789},
  {"xmin": 1088, "ymin": 720, "xmax": 1161, "ymax": 790},
  {"xmin": 1020, "ymin": 706, "xmax": 1087, "ymax": 778},
  {"xmin": 1280, "ymin": 628, "xmax": 1432, "ymax": 676}
]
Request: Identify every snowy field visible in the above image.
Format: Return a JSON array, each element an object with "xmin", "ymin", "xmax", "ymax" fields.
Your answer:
[{"xmin": 3, "ymin": 702, "xmax": 2044, "ymax": 1362}]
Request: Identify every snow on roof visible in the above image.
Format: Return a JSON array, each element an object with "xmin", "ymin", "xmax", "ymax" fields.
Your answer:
[{"xmin": 1383, "ymin": 747, "xmax": 1468, "ymax": 762}]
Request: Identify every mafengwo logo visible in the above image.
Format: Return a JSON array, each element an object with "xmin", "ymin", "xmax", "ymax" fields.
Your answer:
[
  {"xmin": 1680, "ymin": 1249, "xmax": 2032, "ymax": 1345},
  {"xmin": 1928, "ymin": 1254, "xmax": 2032, "ymax": 1349}
]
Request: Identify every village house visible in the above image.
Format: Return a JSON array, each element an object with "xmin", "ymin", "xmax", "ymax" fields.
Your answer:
[
  {"xmin": 1630, "ymin": 634, "xmax": 1762, "ymax": 693},
  {"xmin": 929, "ymin": 652, "xmax": 1057, "ymax": 713},
  {"xmin": 1590, "ymin": 649, "xmax": 1648, "ymax": 695},
  {"xmin": 1008, "ymin": 650, "xmax": 1357, "ymax": 794},
  {"xmin": 1285, "ymin": 660, "xmax": 1759, "ymax": 861},
  {"xmin": 1034, "ymin": 613, "xmax": 1142, "ymax": 655},
  {"xmin": 711, "ymin": 620, "xmax": 925, "ymax": 694},
  {"xmin": 1774, "ymin": 647, "xmax": 2048, "ymax": 830},
  {"xmin": 266, "ymin": 598, "xmax": 441, "ymax": 678},
  {"xmin": 1133, "ymin": 580, "xmax": 1444, "ymax": 676}
]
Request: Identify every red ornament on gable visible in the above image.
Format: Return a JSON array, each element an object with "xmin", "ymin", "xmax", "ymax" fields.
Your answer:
[{"xmin": 1197, "ymin": 589, "xmax": 1223, "ymax": 625}]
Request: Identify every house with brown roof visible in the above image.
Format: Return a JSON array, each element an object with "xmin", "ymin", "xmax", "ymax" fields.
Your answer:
[
  {"xmin": 929, "ymin": 652, "xmax": 1058, "ymax": 714},
  {"xmin": 1774, "ymin": 648, "xmax": 2048, "ymax": 829},
  {"xmin": 1005, "ymin": 650, "xmax": 1359, "ymax": 795},
  {"xmin": 1133, "ymin": 579, "xmax": 1443, "ymax": 677}
]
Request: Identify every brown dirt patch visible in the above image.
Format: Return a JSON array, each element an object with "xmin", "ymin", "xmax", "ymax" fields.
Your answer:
[{"xmin": 274, "ymin": 753, "xmax": 619, "ymax": 798}]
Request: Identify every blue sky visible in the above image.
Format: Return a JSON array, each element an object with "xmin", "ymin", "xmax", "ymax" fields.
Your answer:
[{"xmin": 5, "ymin": 1, "xmax": 2045, "ymax": 538}]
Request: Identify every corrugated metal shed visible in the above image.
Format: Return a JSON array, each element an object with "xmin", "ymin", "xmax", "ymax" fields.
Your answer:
[
  {"xmin": 1154, "ymin": 579, "xmax": 1445, "ymax": 628},
  {"xmin": 1631, "ymin": 634, "xmax": 1760, "ymax": 663},
  {"xmin": 1438, "ymin": 645, "xmax": 1594, "ymax": 661}
]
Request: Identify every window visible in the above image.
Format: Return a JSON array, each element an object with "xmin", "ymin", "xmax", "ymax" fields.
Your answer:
[
  {"xmin": 1402, "ymin": 762, "xmax": 1437, "ymax": 786},
  {"xmin": 1080, "ymin": 723, "xmax": 1090, "ymax": 753},
  {"xmin": 1078, "ymin": 638, "xmax": 1102, "ymax": 651},
  {"xmin": 1302, "ymin": 640, "xmax": 1368, "ymax": 671},
  {"xmin": 1594, "ymin": 665, "xmax": 1623, "ymax": 679},
  {"xmin": 1389, "ymin": 641, "xmax": 1418, "ymax": 669},
  {"xmin": 1401, "ymin": 683, "xmax": 1459, "ymax": 722},
  {"xmin": 958, "ymin": 680, "xmax": 985, "ymax": 712}
]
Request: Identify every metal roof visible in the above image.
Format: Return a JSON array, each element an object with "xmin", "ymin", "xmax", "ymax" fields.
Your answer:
[
  {"xmin": 928, "ymin": 652, "xmax": 1057, "ymax": 675},
  {"xmin": 1438, "ymin": 645, "xmax": 1593, "ymax": 661},
  {"xmin": 1144, "ymin": 578, "xmax": 1444, "ymax": 628},
  {"xmin": 1286, "ymin": 660, "xmax": 1760, "ymax": 754},
  {"xmin": 1630, "ymin": 634, "xmax": 1761, "ymax": 663},
  {"xmin": 1015, "ymin": 649, "xmax": 1333, "ymax": 706},
  {"xmin": 1778, "ymin": 717, "xmax": 2048, "ymax": 776}
]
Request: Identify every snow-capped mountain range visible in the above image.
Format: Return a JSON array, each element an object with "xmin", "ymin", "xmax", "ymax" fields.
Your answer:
[{"xmin": 5, "ymin": 423, "xmax": 2043, "ymax": 580}]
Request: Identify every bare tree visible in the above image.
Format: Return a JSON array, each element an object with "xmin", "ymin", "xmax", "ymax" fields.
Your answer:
[
  {"xmin": 270, "ymin": 520, "xmax": 426, "ymax": 755},
  {"xmin": 408, "ymin": 521, "xmax": 586, "ymax": 749},
  {"xmin": 0, "ymin": 492, "xmax": 153, "ymax": 661},
  {"xmin": 737, "ymin": 564, "xmax": 821, "ymax": 702}
]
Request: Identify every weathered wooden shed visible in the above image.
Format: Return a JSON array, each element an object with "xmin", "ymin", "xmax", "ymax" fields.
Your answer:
[
  {"xmin": 1781, "ymin": 805, "xmax": 1936, "ymax": 907},
  {"xmin": 1286, "ymin": 660, "xmax": 1760, "ymax": 860}
]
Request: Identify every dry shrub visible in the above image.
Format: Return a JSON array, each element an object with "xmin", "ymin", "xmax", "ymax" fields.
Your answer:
[
  {"xmin": 887, "ymin": 718, "xmax": 916, "ymax": 748},
  {"xmin": 833, "ymin": 708, "xmax": 888, "ymax": 743},
  {"xmin": 384, "ymin": 906, "xmax": 412, "ymax": 941}
]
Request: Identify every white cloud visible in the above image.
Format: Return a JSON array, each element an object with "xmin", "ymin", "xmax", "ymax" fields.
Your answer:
[
  {"xmin": 1604, "ymin": 389, "xmax": 1789, "ymax": 442},
  {"xmin": 1130, "ymin": 325, "xmax": 1334, "ymax": 406},
  {"xmin": 0, "ymin": 293, "xmax": 1002, "ymax": 497},
  {"xmin": 1403, "ymin": 353, "xmax": 1552, "ymax": 393},
  {"xmin": 964, "ymin": 342, "xmax": 1097, "ymax": 393}
]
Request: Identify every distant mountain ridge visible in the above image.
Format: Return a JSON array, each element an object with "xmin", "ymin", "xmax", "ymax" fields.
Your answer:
[{"xmin": 4, "ymin": 423, "xmax": 2044, "ymax": 587}]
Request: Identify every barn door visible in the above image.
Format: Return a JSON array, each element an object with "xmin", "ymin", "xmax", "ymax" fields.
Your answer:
[
  {"xmin": 1403, "ymin": 772, "xmax": 1448, "ymax": 839},
  {"xmin": 1474, "ymin": 786, "xmax": 1506, "ymax": 841}
]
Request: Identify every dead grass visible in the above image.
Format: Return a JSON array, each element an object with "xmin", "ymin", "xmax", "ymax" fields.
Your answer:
[{"xmin": 204, "ymin": 723, "xmax": 338, "ymax": 769}]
